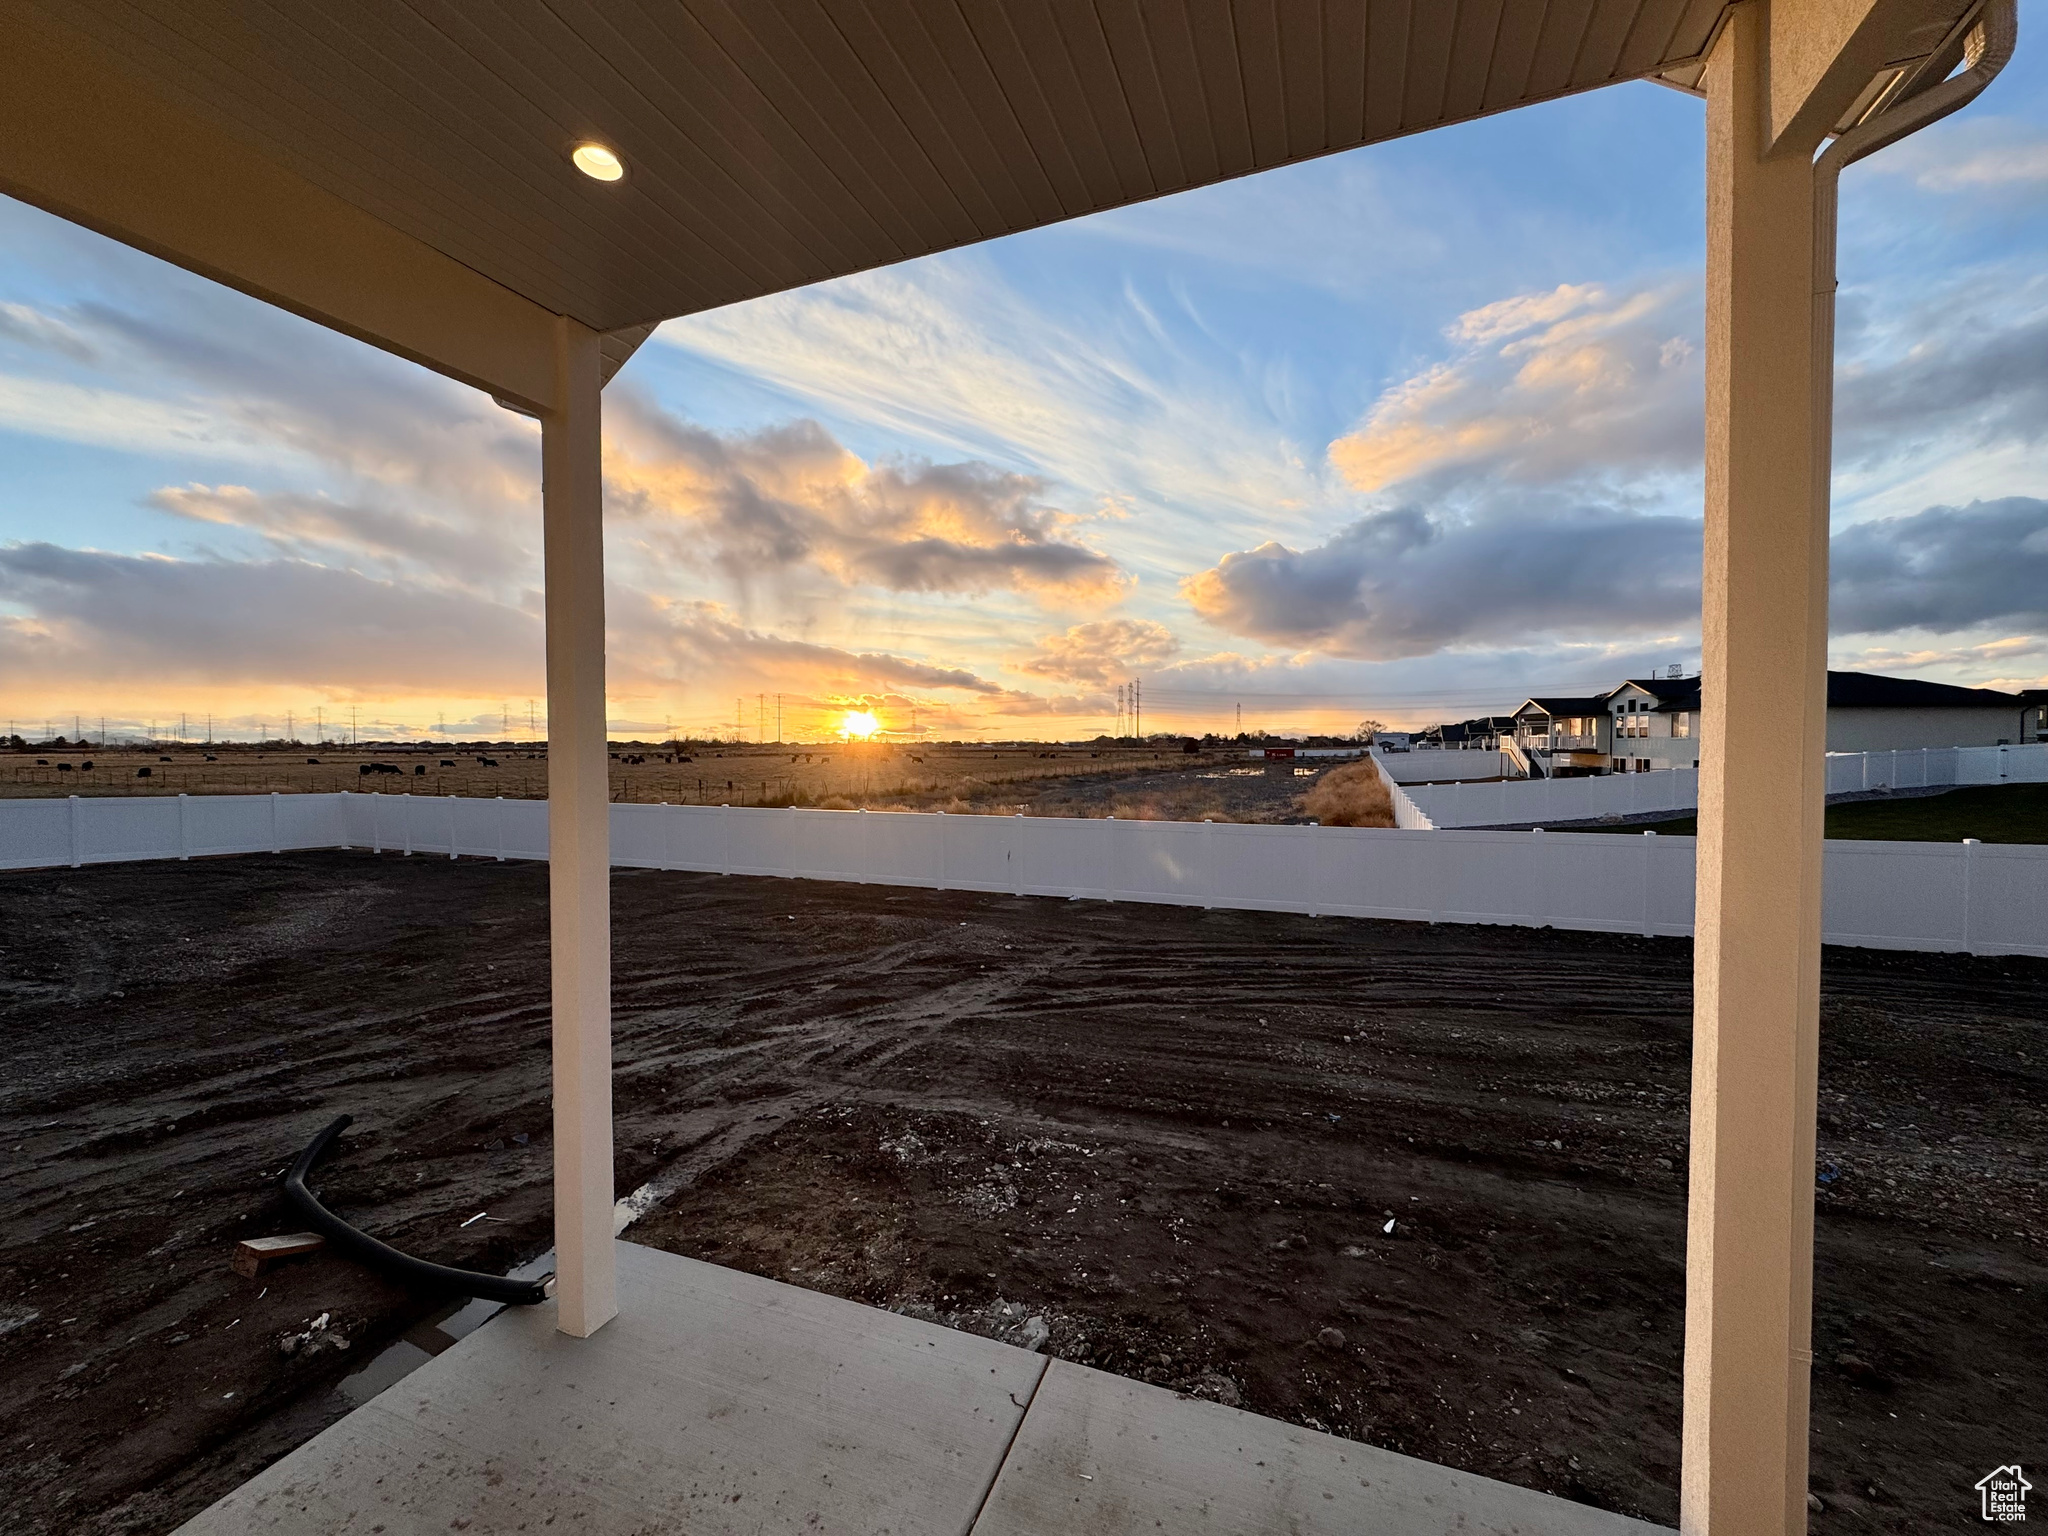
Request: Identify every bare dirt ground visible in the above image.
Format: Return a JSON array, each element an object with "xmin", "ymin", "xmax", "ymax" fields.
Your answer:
[
  {"xmin": 1, "ymin": 852, "xmax": 2040, "ymax": 1534},
  {"xmin": 3, "ymin": 743, "xmax": 1287, "ymax": 816}
]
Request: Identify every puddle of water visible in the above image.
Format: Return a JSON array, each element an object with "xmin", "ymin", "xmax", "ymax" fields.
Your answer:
[{"xmin": 331, "ymin": 1250, "xmax": 555, "ymax": 1407}]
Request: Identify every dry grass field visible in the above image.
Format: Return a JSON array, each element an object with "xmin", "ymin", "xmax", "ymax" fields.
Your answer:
[{"xmin": 0, "ymin": 742, "xmax": 1382, "ymax": 824}]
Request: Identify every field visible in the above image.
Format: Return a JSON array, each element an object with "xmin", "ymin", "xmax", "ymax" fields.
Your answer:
[
  {"xmin": 0, "ymin": 743, "xmax": 1348, "ymax": 822},
  {"xmin": 2, "ymin": 852, "xmax": 2040, "ymax": 1534},
  {"xmin": 1566, "ymin": 782, "xmax": 2048, "ymax": 842}
]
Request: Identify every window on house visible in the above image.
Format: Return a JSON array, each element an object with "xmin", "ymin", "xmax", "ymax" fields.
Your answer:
[{"xmin": 1673, "ymin": 712, "xmax": 1690, "ymax": 738}]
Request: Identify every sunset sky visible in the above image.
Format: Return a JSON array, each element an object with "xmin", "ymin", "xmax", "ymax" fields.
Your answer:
[{"xmin": 2, "ymin": 43, "xmax": 2045, "ymax": 744}]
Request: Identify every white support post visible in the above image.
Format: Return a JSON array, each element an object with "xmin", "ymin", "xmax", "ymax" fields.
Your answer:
[
  {"xmin": 542, "ymin": 314, "xmax": 616, "ymax": 1338},
  {"xmin": 1686, "ymin": 7, "xmax": 1827, "ymax": 1530}
]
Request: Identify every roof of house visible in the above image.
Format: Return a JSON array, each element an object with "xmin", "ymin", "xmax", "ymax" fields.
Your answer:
[
  {"xmin": 1612, "ymin": 677, "xmax": 1703, "ymax": 710},
  {"xmin": 1517, "ymin": 696, "xmax": 1611, "ymax": 717},
  {"xmin": 1825, "ymin": 671, "xmax": 2022, "ymax": 709}
]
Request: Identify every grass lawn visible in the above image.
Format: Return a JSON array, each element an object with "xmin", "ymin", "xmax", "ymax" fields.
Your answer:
[{"xmin": 1562, "ymin": 781, "xmax": 2048, "ymax": 842}]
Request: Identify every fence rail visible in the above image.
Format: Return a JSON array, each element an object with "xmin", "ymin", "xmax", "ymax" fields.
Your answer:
[{"xmin": 2, "ymin": 791, "xmax": 2042, "ymax": 957}]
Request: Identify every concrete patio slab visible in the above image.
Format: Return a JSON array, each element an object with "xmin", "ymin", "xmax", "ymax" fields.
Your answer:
[
  {"xmin": 177, "ymin": 1239, "xmax": 1671, "ymax": 1536},
  {"xmin": 970, "ymin": 1358, "xmax": 1669, "ymax": 1535},
  {"xmin": 177, "ymin": 1240, "xmax": 1047, "ymax": 1535}
]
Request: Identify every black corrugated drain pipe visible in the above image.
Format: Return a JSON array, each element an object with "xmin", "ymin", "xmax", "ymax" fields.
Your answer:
[{"xmin": 282, "ymin": 1114, "xmax": 552, "ymax": 1306}]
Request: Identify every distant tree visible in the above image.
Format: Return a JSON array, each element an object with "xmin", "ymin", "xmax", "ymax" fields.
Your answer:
[{"xmin": 1353, "ymin": 719, "xmax": 1386, "ymax": 743}]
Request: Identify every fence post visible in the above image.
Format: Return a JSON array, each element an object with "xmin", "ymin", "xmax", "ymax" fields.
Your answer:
[
  {"xmin": 371, "ymin": 793, "xmax": 382, "ymax": 855},
  {"xmin": 270, "ymin": 792, "xmax": 281, "ymax": 854},
  {"xmin": 1641, "ymin": 830, "xmax": 1656, "ymax": 937},
  {"xmin": 935, "ymin": 809, "xmax": 947, "ymax": 891},
  {"xmin": 719, "ymin": 804, "xmax": 730, "ymax": 877},
  {"xmin": 496, "ymin": 796, "xmax": 507, "ymax": 862},
  {"xmin": 1013, "ymin": 813, "xmax": 1025, "ymax": 897},
  {"xmin": 448, "ymin": 794, "xmax": 459, "ymax": 860},
  {"xmin": 1961, "ymin": 838, "xmax": 1979, "ymax": 955},
  {"xmin": 177, "ymin": 793, "xmax": 189, "ymax": 861},
  {"xmin": 68, "ymin": 794, "xmax": 80, "ymax": 868},
  {"xmin": 401, "ymin": 792, "xmax": 413, "ymax": 856}
]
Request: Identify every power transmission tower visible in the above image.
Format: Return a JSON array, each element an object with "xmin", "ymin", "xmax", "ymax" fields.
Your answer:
[{"xmin": 757, "ymin": 693, "xmax": 764, "ymax": 743}]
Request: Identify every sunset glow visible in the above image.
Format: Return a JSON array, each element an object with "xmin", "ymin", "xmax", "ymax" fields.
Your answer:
[{"xmin": 839, "ymin": 710, "xmax": 881, "ymax": 740}]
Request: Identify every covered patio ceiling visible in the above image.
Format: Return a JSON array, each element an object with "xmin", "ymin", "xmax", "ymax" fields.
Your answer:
[
  {"xmin": 14, "ymin": 0, "xmax": 1985, "ymax": 346},
  {"xmin": 40, "ymin": 0, "xmax": 1734, "ymax": 332}
]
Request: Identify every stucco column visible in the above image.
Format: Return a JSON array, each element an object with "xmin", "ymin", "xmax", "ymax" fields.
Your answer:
[
  {"xmin": 542, "ymin": 314, "xmax": 617, "ymax": 1337},
  {"xmin": 1685, "ymin": 5, "xmax": 1829, "ymax": 1530}
]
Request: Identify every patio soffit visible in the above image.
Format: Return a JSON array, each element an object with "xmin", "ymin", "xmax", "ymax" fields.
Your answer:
[{"xmin": 33, "ymin": 0, "xmax": 1760, "ymax": 335}]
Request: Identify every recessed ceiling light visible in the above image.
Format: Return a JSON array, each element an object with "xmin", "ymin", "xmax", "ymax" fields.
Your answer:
[{"xmin": 571, "ymin": 143, "xmax": 624, "ymax": 182}]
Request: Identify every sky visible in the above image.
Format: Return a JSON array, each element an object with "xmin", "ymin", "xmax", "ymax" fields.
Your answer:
[{"xmin": 2, "ymin": 37, "xmax": 2046, "ymax": 745}]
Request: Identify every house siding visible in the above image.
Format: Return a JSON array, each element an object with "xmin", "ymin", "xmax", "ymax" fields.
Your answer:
[{"xmin": 1825, "ymin": 706, "xmax": 2025, "ymax": 752}]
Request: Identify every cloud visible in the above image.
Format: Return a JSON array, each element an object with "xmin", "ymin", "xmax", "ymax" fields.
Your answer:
[
  {"xmin": 603, "ymin": 393, "xmax": 1124, "ymax": 604},
  {"xmin": 1328, "ymin": 281, "xmax": 1703, "ymax": 493},
  {"xmin": 608, "ymin": 596, "xmax": 1013, "ymax": 703},
  {"xmin": 1860, "ymin": 117, "xmax": 2048, "ymax": 193},
  {"xmin": 1183, "ymin": 501, "xmax": 1702, "ymax": 660},
  {"xmin": 1013, "ymin": 619, "xmax": 1182, "ymax": 686},
  {"xmin": 0, "ymin": 301, "xmax": 98, "ymax": 363},
  {"xmin": 148, "ymin": 483, "xmax": 525, "ymax": 582},
  {"xmin": 0, "ymin": 542, "xmax": 541, "ymax": 692},
  {"xmin": 1834, "ymin": 299, "xmax": 2048, "ymax": 470},
  {"xmin": 650, "ymin": 257, "xmax": 1338, "ymax": 559},
  {"xmin": 1830, "ymin": 496, "xmax": 2048, "ymax": 634}
]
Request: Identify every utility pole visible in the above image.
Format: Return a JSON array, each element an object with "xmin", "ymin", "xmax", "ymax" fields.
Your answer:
[
  {"xmin": 350, "ymin": 705, "xmax": 357, "ymax": 747},
  {"xmin": 206, "ymin": 713, "xmax": 213, "ymax": 746},
  {"xmin": 1134, "ymin": 678, "xmax": 1142, "ymax": 741},
  {"xmin": 286, "ymin": 710, "xmax": 294, "ymax": 743},
  {"xmin": 735, "ymin": 697, "xmax": 742, "ymax": 741},
  {"xmin": 315, "ymin": 706, "xmax": 323, "ymax": 745},
  {"xmin": 776, "ymin": 694, "xmax": 782, "ymax": 743},
  {"xmin": 528, "ymin": 699, "xmax": 537, "ymax": 741},
  {"xmin": 757, "ymin": 693, "xmax": 764, "ymax": 743}
]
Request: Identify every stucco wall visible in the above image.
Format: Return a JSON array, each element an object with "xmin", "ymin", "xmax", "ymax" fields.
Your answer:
[{"xmin": 1825, "ymin": 707, "xmax": 2025, "ymax": 752}]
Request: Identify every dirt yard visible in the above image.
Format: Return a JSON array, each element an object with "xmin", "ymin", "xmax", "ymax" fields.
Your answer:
[{"xmin": 1, "ymin": 853, "xmax": 2040, "ymax": 1534}]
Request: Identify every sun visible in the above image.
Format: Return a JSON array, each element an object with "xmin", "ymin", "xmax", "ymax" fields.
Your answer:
[{"xmin": 839, "ymin": 710, "xmax": 881, "ymax": 741}]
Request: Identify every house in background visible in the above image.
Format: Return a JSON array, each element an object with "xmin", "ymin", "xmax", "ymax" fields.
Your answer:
[
  {"xmin": 2024, "ymin": 690, "xmax": 2048, "ymax": 744},
  {"xmin": 1504, "ymin": 670, "xmax": 2028, "ymax": 776},
  {"xmin": 1412, "ymin": 716, "xmax": 1519, "ymax": 752},
  {"xmin": 1823, "ymin": 672, "xmax": 2032, "ymax": 751}
]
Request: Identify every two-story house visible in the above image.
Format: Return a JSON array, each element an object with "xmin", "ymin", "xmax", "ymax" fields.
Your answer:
[
  {"xmin": 1508, "ymin": 670, "xmax": 2021, "ymax": 776},
  {"xmin": 1512, "ymin": 676, "xmax": 1700, "ymax": 775}
]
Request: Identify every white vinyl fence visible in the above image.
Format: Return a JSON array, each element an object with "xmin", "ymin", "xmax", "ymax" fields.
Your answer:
[
  {"xmin": 1, "ymin": 791, "xmax": 2042, "ymax": 957},
  {"xmin": 1383, "ymin": 741, "xmax": 2048, "ymax": 830}
]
